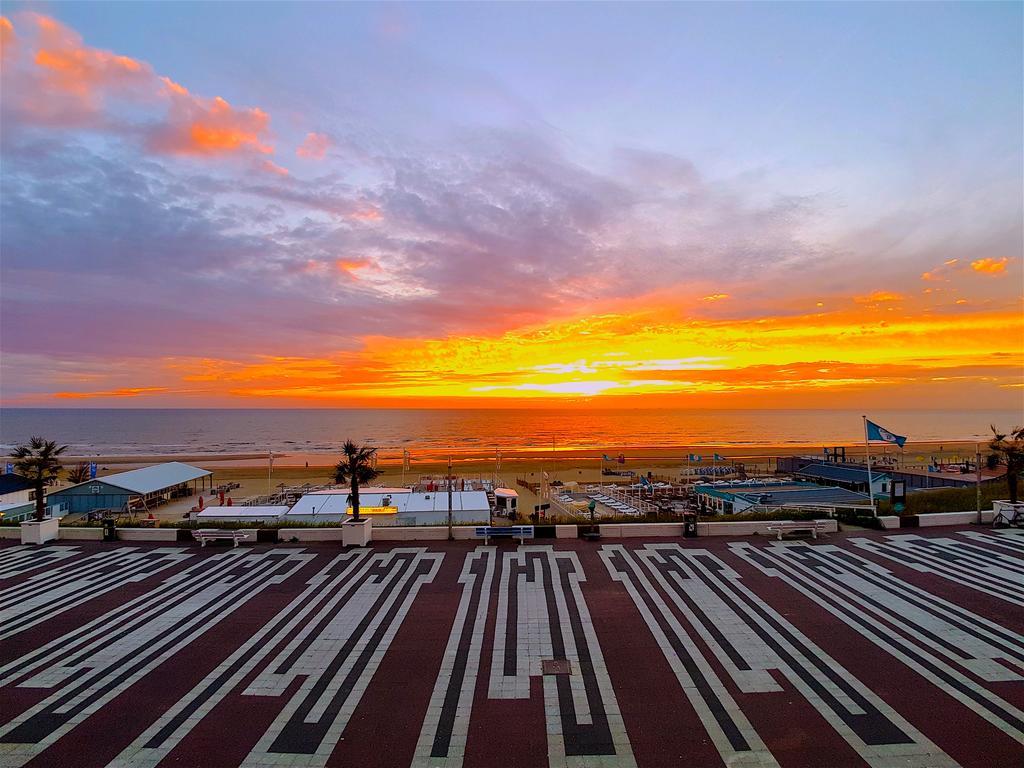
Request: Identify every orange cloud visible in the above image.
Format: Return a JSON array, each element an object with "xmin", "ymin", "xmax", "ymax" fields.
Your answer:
[
  {"xmin": 701, "ymin": 293, "xmax": 730, "ymax": 302},
  {"xmin": 971, "ymin": 257, "xmax": 1009, "ymax": 275},
  {"xmin": 23, "ymin": 12, "xmax": 150, "ymax": 108},
  {"xmin": 53, "ymin": 386, "xmax": 169, "ymax": 400},
  {"xmin": 4, "ymin": 13, "xmax": 279, "ymax": 160},
  {"xmin": 335, "ymin": 258, "xmax": 375, "ymax": 279},
  {"xmin": 854, "ymin": 290, "xmax": 903, "ymax": 304},
  {"xmin": 296, "ymin": 131, "xmax": 331, "ymax": 159},
  {"xmin": 150, "ymin": 94, "xmax": 273, "ymax": 156},
  {"xmin": 1, "ymin": 16, "xmax": 14, "ymax": 61},
  {"xmin": 923, "ymin": 257, "xmax": 1013, "ymax": 282}
]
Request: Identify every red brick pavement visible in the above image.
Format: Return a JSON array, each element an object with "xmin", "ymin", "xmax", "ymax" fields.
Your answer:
[{"xmin": 0, "ymin": 527, "xmax": 1020, "ymax": 768}]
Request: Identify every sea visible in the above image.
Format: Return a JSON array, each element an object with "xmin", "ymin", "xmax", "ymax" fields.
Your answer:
[{"xmin": 0, "ymin": 408, "xmax": 1017, "ymax": 459}]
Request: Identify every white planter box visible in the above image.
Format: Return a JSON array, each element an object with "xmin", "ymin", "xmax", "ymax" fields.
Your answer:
[
  {"xmin": 342, "ymin": 518, "xmax": 373, "ymax": 547},
  {"xmin": 21, "ymin": 518, "xmax": 59, "ymax": 545}
]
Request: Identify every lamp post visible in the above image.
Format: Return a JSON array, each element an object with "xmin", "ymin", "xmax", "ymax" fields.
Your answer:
[{"xmin": 447, "ymin": 454, "xmax": 454, "ymax": 541}]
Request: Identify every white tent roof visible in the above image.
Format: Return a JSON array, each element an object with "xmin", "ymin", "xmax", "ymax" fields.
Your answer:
[
  {"xmin": 286, "ymin": 490, "xmax": 490, "ymax": 517},
  {"xmin": 99, "ymin": 462, "xmax": 211, "ymax": 495},
  {"xmin": 197, "ymin": 506, "xmax": 288, "ymax": 520}
]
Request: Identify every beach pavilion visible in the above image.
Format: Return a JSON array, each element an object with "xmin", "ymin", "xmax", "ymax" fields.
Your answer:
[{"xmin": 46, "ymin": 461, "xmax": 213, "ymax": 516}]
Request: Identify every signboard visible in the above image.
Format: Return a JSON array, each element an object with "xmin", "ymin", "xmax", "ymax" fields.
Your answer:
[
  {"xmin": 347, "ymin": 506, "xmax": 399, "ymax": 515},
  {"xmin": 4, "ymin": 463, "xmax": 12, "ymax": 475},
  {"xmin": 89, "ymin": 462, "xmax": 98, "ymax": 479}
]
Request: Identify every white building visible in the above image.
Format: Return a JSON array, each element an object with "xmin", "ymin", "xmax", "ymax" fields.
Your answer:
[
  {"xmin": 285, "ymin": 489, "xmax": 491, "ymax": 527},
  {"xmin": 0, "ymin": 474, "xmax": 34, "ymax": 506}
]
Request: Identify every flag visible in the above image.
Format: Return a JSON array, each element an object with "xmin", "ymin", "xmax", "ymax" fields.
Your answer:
[
  {"xmin": 602, "ymin": 454, "xmax": 612, "ymax": 462},
  {"xmin": 713, "ymin": 453, "xmax": 725, "ymax": 461},
  {"xmin": 640, "ymin": 475, "xmax": 652, "ymax": 487},
  {"xmin": 688, "ymin": 454, "xmax": 702, "ymax": 462},
  {"xmin": 4, "ymin": 463, "xmax": 12, "ymax": 475},
  {"xmin": 89, "ymin": 462, "xmax": 97, "ymax": 479},
  {"xmin": 865, "ymin": 419, "xmax": 907, "ymax": 447}
]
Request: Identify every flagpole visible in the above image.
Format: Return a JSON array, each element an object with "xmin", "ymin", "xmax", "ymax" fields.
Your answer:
[
  {"xmin": 862, "ymin": 416, "xmax": 875, "ymax": 515},
  {"xmin": 975, "ymin": 442, "xmax": 982, "ymax": 524}
]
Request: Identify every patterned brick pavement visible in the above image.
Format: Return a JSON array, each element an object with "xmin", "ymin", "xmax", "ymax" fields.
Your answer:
[{"xmin": 1, "ymin": 528, "xmax": 1021, "ymax": 767}]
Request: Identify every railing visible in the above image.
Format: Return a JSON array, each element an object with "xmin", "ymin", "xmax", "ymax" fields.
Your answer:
[
  {"xmin": 601, "ymin": 486, "xmax": 659, "ymax": 515},
  {"xmin": 743, "ymin": 502, "xmax": 875, "ymax": 517}
]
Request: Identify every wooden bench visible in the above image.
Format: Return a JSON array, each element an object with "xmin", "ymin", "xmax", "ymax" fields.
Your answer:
[
  {"xmin": 474, "ymin": 525, "xmax": 534, "ymax": 545},
  {"xmin": 193, "ymin": 529, "xmax": 251, "ymax": 548},
  {"xmin": 766, "ymin": 520, "xmax": 826, "ymax": 542}
]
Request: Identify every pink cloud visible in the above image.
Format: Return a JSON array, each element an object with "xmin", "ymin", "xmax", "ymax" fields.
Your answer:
[
  {"xmin": 260, "ymin": 159, "xmax": 290, "ymax": 176},
  {"xmin": 3, "ymin": 13, "xmax": 278, "ymax": 160},
  {"xmin": 296, "ymin": 131, "xmax": 331, "ymax": 159}
]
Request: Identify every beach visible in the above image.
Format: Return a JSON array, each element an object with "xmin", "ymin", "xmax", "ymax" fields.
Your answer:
[{"xmin": 46, "ymin": 439, "xmax": 985, "ymax": 523}]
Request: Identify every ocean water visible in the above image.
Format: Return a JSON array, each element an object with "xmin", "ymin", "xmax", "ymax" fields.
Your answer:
[{"xmin": 0, "ymin": 408, "xmax": 1017, "ymax": 458}]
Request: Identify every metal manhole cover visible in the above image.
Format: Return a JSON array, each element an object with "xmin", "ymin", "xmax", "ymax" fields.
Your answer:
[{"xmin": 542, "ymin": 659, "xmax": 572, "ymax": 675}]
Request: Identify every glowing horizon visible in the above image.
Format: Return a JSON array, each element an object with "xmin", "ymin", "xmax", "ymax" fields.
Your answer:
[{"xmin": 1, "ymin": 5, "xmax": 1021, "ymax": 409}]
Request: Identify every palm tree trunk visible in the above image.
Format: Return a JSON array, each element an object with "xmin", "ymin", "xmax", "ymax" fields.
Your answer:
[
  {"xmin": 351, "ymin": 476, "xmax": 360, "ymax": 522},
  {"xmin": 34, "ymin": 477, "xmax": 45, "ymax": 522}
]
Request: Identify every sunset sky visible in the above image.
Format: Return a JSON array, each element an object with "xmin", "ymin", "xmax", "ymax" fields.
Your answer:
[{"xmin": 1, "ymin": 2, "xmax": 1021, "ymax": 408}]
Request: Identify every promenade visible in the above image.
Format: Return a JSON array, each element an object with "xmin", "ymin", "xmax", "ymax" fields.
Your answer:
[{"xmin": 1, "ymin": 528, "xmax": 1021, "ymax": 767}]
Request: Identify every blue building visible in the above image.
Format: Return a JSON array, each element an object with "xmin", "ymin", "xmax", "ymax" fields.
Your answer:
[
  {"xmin": 794, "ymin": 463, "xmax": 891, "ymax": 497},
  {"xmin": 695, "ymin": 480, "xmax": 872, "ymax": 515},
  {"xmin": 47, "ymin": 462, "xmax": 212, "ymax": 516}
]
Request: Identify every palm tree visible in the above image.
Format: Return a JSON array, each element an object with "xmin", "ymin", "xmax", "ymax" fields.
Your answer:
[
  {"xmin": 65, "ymin": 463, "xmax": 91, "ymax": 484},
  {"xmin": 12, "ymin": 437, "xmax": 69, "ymax": 522},
  {"xmin": 989, "ymin": 425, "xmax": 1024, "ymax": 504},
  {"xmin": 332, "ymin": 441, "xmax": 382, "ymax": 523}
]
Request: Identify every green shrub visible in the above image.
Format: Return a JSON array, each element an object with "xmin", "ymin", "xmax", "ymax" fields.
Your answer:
[{"xmin": 878, "ymin": 480, "xmax": 1010, "ymax": 516}]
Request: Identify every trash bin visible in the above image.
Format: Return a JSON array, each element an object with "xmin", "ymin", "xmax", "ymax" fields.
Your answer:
[
  {"xmin": 102, "ymin": 517, "xmax": 117, "ymax": 542},
  {"xmin": 683, "ymin": 512, "xmax": 698, "ymax": 538}
]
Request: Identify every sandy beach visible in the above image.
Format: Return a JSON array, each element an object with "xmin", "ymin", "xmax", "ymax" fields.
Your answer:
[{"xmin": 40, "ymin": 439, "xmax": 987, "ymax": 523}]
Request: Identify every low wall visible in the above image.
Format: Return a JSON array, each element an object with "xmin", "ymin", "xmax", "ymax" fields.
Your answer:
[
  {"xmin": 59, "ymin": 528, "xmax": 104, "ymax": 540},
  {"xmin": 877, "ymin": 516, "xmax": 901, "ymax": 530},
  {"xmin": 555, "ymin": 525, "xmax": 578, "ymax": 539},
  {"xmin": 0, "ymin": 528, "xmax": 21, "ymax": 540},
  {"xmin": 599, "ymin": 523, "xmax": 684, "ymax": 538},
  {"xmin": 117, "ymin": 528, "xmax": 179, "ymax": 542},
  {"xmin": 913, "ymin": 510, "xmax": 994, "ymax": 527},
  {"xmin": 697, "ymin": 519, "xmax": 839, "ymax": 537},
  {"xmin": 279, "ymin": 528, "xmax": 344, "ymax": 543}
]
